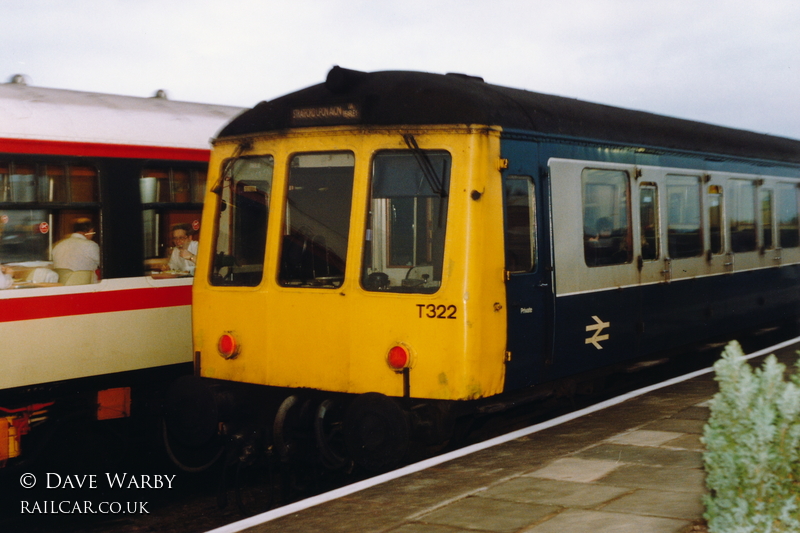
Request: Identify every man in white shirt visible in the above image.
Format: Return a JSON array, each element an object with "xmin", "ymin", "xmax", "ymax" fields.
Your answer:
[
  {"xmin": 52, "ymin": 219, "xmax": 100, "ymax": 281},
  {"xmin": 167, "ymin": 223, "xmax": 198, "ymax": 274},
  {"xmin": 0, "ymin": 265, "xmax": 13, "ymax": 289}
]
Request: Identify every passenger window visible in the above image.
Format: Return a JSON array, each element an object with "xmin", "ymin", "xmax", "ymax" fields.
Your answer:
[
  {"xmin": 362, "ymin": 150, "xmax": 451, "ymax": 293},
  {"xmin": 666, "ymin": 175, "xmax": 702, "ymax": 259},
  {"xmin": 639, "ymin": 183, "xmax": 659, "ymax": 261},
  {"xmin": 0, "ymin": 162, "xmax": 100, "ymax": 265},
  {"xmin": 141, "ymin": 167, "xmax": 207, "ymax": 267},
  {"xmin": 777, "ymin": 183, "xmax": 799, "ymax": 248},
  {"xmin": 708, "ymin": 185, "xmax": 724, "ymax": 255},
  {"xmin": 582, "ymin": 169, "xmax": 631, "ymax": 267},
  {"xmin": 278, "ymin": 152, "xmax": 354, "ymax": 288},
  {"xmin": 504, "ymin": 175, "xmax": 536, "ymax": 272},
  {"xmin": 210, "ymin": 156, "xmax": 273, "ymax": 286},
  {"xmin": 728, "ymin": 179, "xmax": 757, "ymax": 253},
  {"xmin": 760, "ymin": 188, "xmax": 774, "ymax": 250}
]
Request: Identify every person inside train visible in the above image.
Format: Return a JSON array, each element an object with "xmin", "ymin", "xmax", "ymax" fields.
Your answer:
[
  {"xmin": 52, "ymin": 218, "xmax": 100, "ymax": 283},
  {"xmin": 0, "ymin": 265, "xmax": 13, "ymax": 289},
  {"xmin": 165, "ymin": 223, "xmax": 199, "ymax": 275}
]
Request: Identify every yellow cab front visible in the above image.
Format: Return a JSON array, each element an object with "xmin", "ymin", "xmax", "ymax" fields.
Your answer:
[{"xmin": 192, "ymin": 125, "xmax": 508, "ymax": 402}]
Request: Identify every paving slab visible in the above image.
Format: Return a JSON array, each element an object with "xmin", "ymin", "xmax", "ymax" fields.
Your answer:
[
  {"xmin": 662, "ymin": 433, "xmax": 704, "ymax": 451},
  {"xmin": 643, "ymin": 418, "xmax": 707, "ymax": 434},
  {"xmin": 575, "ymin": 443, "xmax": 704, "ymax": 469},
  {"xmin": 520, "ymin": 508, "xmax": 689, "ymax": 533},
  {"xmin": 526, "ymin": 457, "xmax": 621, "ymax": 483},
  {"xmin": 416, "ymin": 496, "xmax": 559, "ymax": 532},
  {"xmin": 391, "ymin": 524, "xmax": 475, "ymax": 533},
  {"xmin": 478, "ymin": 477, "xmax": 631, "ymax": 507},
  {"xmin": 601, "ymin": 488, "xmax": 705, "ymax": 520},
  {"xmin": 674, "ymin": 406, "xmax": 711, "ymax": 420},
  {"xmin": 606, "ymin": 429, "xmax": 686, "ymax": 447},
  {"xmin": 596, "ymin": 464, "xmax": 707, "ymax": 494}
]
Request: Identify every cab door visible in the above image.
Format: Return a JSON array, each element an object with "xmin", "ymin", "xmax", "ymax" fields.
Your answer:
[{"xmin": 501, "ymin": 144, "xmax": 554, "ymax": 391}]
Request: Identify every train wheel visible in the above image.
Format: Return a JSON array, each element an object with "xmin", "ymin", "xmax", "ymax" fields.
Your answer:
[
  {"xmin": 162, "ymin": 376, "xmax": 224, "ymax": 472},
  {"xmin": 163, "ymin": 419, "xmax": 224, "ymax": 473},
  {"xmin": 314, "ymin": 398, "xmax": 350, "ymax": 470},
  {"xmin": 344, "ymin": 393, "xmax": 409, "ymax": 473},
  {"xmin": 273, "ymin": 394, "xmax": 315, "ymax": 464}
]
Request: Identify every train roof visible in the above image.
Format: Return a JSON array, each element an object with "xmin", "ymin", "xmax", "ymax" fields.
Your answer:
[
  {"xmin": 220, "ymin": 67, "xmax": 800, "ymax": 165},
  {"xmin": 0, "ymin": 78, "xmax": 243, "ymax": 151}
]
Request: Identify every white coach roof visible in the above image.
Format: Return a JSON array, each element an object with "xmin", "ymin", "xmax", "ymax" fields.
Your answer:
[{"xmin": 0, "ymin": 77, "xmax": 243, "ymax": 150}]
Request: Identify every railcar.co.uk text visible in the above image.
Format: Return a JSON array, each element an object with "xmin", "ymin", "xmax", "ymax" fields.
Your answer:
[{"xmin": 18, "ymin": 472, "xmax": 176, "ymax": 515}]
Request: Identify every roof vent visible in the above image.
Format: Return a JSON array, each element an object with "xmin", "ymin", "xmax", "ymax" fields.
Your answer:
[
  {"xmin": 326, "ymin": 66, "xmax": 367, "ymax": 94},
  {"xmin": 8, "ymin": 74, "xmax": 30, "ymax": 85},
  {"xmin": 153, "ymin": 89, "xmax": 168, "ymax": 99},
  {"xmin": 445, "ymin": 72, "xmax": 484, "ymax": 82}
]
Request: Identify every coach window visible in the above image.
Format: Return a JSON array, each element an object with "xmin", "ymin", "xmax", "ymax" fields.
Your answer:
[
  {"xmin": 708, "ymin": 185, "xmax": 724, "ymax": 255},
  {"xmin": 582, "ymin": 169, "xmax": 631, "ymax": 267},
  {"xmin": 209, "ymin": 156, "xmax": 273, "ymax": 286},
  {"xmin": 666, "ymin": 175, "xmax": 702, "ymax": 259},
  {"xmin": 0, "ymin": 162, "xmax": 99, "ymax": 264},
  {"xmin": 728, "ymin": 179, "xmax": 757, "ymax": 253},
  {"xmin": 776, "ymin": 183, "xmax": 799, "ymax": 248},
  {"xmin": 760, "ymin": 187, "xmax": 774, "ymax": 250},
  {"xmin": 504, "ymin": 176, "xmax": 536, "ymax": 272},
  {"xmin": 141, "ymin": 167, "xmax": 207, "ymax": 268},
  {"xmin": 639, "ymin": 183, "xmax": 659, "ymax": 261},
  {"xmin": 362, "ymin": 150, "xmax": 451, "ymax": 293},
  {"xmin": 278, "ymin": 152, "xmax": 354, "ymax": 288}
]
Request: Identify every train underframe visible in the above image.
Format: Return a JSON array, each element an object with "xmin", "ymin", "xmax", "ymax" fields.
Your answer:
[
  {"xmin": 161, "ymin": 325, "xmax": 767, "ymax": 514},
  {"xmin": 0, "ymin": 363, "xmax": 190, "ymax": 473}
]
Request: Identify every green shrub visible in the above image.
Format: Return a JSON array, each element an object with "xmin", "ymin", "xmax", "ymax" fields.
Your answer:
[{"xmin": 703, "ymin": 341, "xmax": 800, "ymax": 532}]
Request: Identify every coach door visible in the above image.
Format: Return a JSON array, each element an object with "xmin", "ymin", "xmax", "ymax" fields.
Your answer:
[{"xmin": 501, "ymin": 153, "xmax": 554, "ymax": 391}]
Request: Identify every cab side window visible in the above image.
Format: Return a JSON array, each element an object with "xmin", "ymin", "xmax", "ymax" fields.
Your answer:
[{"xmin": 210, "ymin": 156, "xmax": 273, "ymax": 286}]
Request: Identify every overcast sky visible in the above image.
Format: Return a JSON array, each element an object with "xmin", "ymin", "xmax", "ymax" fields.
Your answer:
[{"xmin": 4, "ymin": 0, "xmax": 799, "ymax": 139}]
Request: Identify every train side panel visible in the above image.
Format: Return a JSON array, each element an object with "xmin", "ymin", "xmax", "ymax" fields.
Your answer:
[
  {"xmin": 0, "ymin": 277, "xmax": 191, "ymax": 390},
  {"xmin": 545, "ymin": 156, "xmax": 800, "ymax": 383}
]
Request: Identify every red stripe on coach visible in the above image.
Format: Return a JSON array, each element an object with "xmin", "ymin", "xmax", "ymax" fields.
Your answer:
[
  {"xmin": 0, "ymin": 286, "xmax": 192, "ymax": 323},
  {"xmin": 0, "ymin": 138, "xmax": 210, "ymax": 162}
]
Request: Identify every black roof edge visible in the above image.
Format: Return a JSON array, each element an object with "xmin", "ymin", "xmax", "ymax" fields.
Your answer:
[{"xmin": 218, "ymin": 67, "xmax": 800, "ymax": 167}]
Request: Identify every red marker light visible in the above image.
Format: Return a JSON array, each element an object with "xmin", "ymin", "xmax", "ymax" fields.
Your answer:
[
  {"xmin": 387, "ymin": 345, "xmax": 410, "ymax": 370},
  {"xmin": 218, "ymin": 333, "xmax": 239, "ymax": 359}
]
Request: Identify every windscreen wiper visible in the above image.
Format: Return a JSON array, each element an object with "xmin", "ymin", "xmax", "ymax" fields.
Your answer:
[
  {"xmin": 403, "ymin": 134, "xmax": 446, "ymax": 198},
  {"xmin": 211, "ymin": 140, "xmax": 251, "ymax": 195}
]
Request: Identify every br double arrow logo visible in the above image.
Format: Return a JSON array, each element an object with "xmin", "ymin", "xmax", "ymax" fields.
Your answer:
[{"xmin": 585, "ymin": 315, "xmax": 610, "ymax": 349}]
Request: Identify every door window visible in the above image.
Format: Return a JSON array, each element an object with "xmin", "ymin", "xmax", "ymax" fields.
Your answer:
[
  {"xmin": 639, "ymin": 183, "xmax": 659, "ymax": 261},
  {"xmin": 504, "ymin": 175, "xmax": 536, "ymax": 272}
]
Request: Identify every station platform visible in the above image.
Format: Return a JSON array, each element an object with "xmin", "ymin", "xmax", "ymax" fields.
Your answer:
[{"xmin": 211, "ymin": 340, "xmax": 797, "ymax": 533}]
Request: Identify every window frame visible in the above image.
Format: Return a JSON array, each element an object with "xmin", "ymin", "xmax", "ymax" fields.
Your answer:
[{"xmin": 581, "ymin": 168, "xmax": 632, "ymax": 268}]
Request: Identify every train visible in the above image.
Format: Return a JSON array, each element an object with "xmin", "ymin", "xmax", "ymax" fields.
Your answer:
[
  {"xmin": 0, "ymin": 75, "xmax": 242, "ymax": 469},
  {"xmin": 165, "ymin": 66, "xmax": 800, "ymax": 476}
]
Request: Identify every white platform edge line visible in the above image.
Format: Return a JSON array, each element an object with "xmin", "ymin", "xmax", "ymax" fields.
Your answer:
[{"xmin": 205, "ymin": 335, "xmax": 800, "ymax": 533}]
